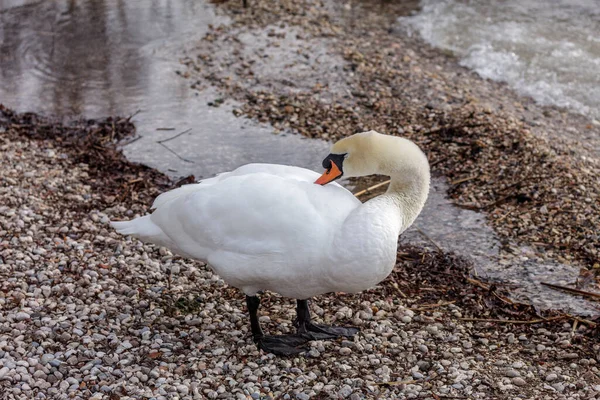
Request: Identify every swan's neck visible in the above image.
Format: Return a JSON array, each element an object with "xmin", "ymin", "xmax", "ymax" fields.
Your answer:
[
  {"xmin": 326, "ymin": 167, "xmax": 429, "ymax": 291},
  {"xmin": 383, "ymin": 168, "xmax": 430, "ymax": 231}
]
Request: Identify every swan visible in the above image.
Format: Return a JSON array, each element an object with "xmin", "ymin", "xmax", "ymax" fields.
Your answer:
[{"xmin": 111, "ymin": 130, "xmax": 430, "ymax": 355}]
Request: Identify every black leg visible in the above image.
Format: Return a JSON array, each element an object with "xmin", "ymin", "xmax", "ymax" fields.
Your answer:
[
  {"xmin": 295, "ymin": 299, "xmax": 360, "ymax": 340},
  {"xmin": 246, "ymin": 295, "xmax": 309, "ymax": 356},
  {"xmin": 246, "ymin": 295, "xmax": 264, "ymax": 339},
  {"xmin": 242, "ymin": 0, "xmax": 248, "ymax": 8}
]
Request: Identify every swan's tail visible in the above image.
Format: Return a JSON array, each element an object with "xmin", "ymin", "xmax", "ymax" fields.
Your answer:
[
  {"xmin": 111, "ymin": 215, "xmax": 158, "ymax": 236},
  {"xmin": 111, "ymin": 215, "xmax": 177, "ymax": 249},
  {"xmin": 112, "ymin": 216, "xmax": 196, "ymax": 261}
]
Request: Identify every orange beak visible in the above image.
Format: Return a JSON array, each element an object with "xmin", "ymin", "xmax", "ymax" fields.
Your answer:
[{"xmin": 315, "ymin": 162, "xmax": 342, "ymax": 185}]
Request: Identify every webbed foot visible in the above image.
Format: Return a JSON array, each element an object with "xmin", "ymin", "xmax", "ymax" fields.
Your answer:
[
  {"xmin": 302, "ymin": 322, "xmax": 360, "ymax": 340},
  {"xmin": 254, "ymin": 334, "xmax": 310, "ymax": 356}
]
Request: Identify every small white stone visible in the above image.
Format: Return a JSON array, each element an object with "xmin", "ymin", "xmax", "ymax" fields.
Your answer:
[
  {"xmin": 512, "ymin": 361, "xmax": 524, "ymax": 369},
  {"xmin": 212, "ymin": 348, "xmax": 226, "ymax": 356},
  {"xmin": 545, "ymin": 373, "xmax": 558, "ymax": 382},
  {"xmin": 15, "ymin": 312, "xmax": 30, "ymax": 321},
  {"xmin": 339, "ymin": 347, "xmax": 352, "ymax": 356},
  {"xmin": 512, "ymin": 377, "xmax": 527, "ymax": 386},
  {"xmin": 177, "ymin": 385, "xmax": 189, "ymax": 395}
]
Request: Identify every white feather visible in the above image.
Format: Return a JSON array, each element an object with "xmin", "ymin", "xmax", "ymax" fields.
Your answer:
[{"xmin": 111, "ymin": 133, "xmax": 430, "ymax": 299}]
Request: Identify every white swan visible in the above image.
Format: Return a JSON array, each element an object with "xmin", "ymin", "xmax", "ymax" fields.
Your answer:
[{"xmin": 112, "ymin": 130, "xmax": 430, "ymax": 355}]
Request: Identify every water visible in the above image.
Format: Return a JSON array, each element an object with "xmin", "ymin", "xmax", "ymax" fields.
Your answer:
[
  {"xmin": 0, "ymin": 0, "xmax": 330, "ymax": 178},
  {"xmin": 400, "ymin": 0, "xmax": 600, "ymax": 119},
  {"xmin": 404, "ymin": 180, "xmax": 600, "ymax": 316}
]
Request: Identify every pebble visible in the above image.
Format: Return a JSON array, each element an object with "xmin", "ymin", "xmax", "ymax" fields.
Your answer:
[
  {"xmin": 339, "ymin": 347, "xmax": 352, "ymax": 356},
  {"xmin": 15, "ymin": 312, "xmax": 31, "ymax": 321},
  {"xmin": 338, "ymin": 385, "xmax": 353, "ymax": 398},
  {"xmin": 512, "ymin": 377, "xmax": 527, "ymax": 386},
  {"xmin": 40, "ymin": 354, "xmax": 54, "ymax": 365},
  {"xmin": 412, "ymin": 371, "xmax": 424, "ymax": 380},
  {"xmin": 177, "ymin": 385, "xmax": 189, "ymax": 395},
  {"xmin": 546, "ymin": 373, "xmax": 558, "ymax": 382}
]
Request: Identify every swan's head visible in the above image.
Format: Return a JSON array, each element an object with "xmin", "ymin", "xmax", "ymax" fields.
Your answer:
[{"xmin": 315, "ymin": 130, "xmax": 429, "ymax": 185}]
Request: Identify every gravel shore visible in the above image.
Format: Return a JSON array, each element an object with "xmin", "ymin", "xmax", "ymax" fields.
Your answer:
[
  {"xmin": 2, "ymin": 1, "xmax": 600, "ymax": 399},
  {"xmin": 2, "ymin": 107, "xmax": 600, "ymax": 398},
  {"xmin": 185, "ymin": 0, "xmax": 599, "ymax": 269}
]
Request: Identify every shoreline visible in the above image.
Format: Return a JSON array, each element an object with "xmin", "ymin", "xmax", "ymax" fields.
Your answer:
[
  {"xmin": 1, "ymin": 0, "xmax": 600, "ymax": 398},
  {"xmin": 185, "ymin": 0, "xmax": 599, "ymax": 270},
  {"xmin": 2, "ymin": 105, "xmax": 600, "ymax": 399}
]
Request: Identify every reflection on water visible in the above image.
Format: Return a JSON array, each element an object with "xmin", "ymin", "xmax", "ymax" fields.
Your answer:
[
  {"xmin": 1, "ymin": 0, "xmax": 208, "ymax": 116},
  {"xmin": 0, "ymin": 0, "xmax": 331, "ymax": 177}
]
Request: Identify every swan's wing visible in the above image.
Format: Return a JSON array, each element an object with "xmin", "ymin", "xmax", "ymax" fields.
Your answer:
[
  {"xmin": 112, "ymin": 164, "xmax": 360, "ymax": 296},
  {"xmin": 150, "ymin": 163, "xmax": 343, "ymax": 210},
  {"xmin": 148, "ymin": 169, "xmax": 359, "ymax": 260}
]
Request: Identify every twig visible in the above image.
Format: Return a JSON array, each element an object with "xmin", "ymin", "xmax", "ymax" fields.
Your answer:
[
  {"xmin": 120, "ymin": 135, "xmax": 142, "ymax": 146},
  {"xmin": 158, "ymin": 142, "xmax": 195, "ymax": 163},
  {"xmin": 430, "ymin": 157, "xmax": 448, "ymax": 168},
  {"xmin": 482, "ymin": 194, "xmax": 514, "ymax": 210},
  {"xmin": 466, "ymin": 277, "xmax": 490, "ymax": 290},
  {"xmin": 424, "ymin": 123, "xmax": 487, "ymax": 135},
  {"xmin": 390, "ymin": 281, "xmax": 407, "ymax": 298},
  {"xmin": 156, "ymin": 127, "xmax": 176, "ymax": 131},
  {"xmin": 565, "ymin": 314, "xmax": 596, "ymax": 327},
  {"xmin": 493, "ymin": 292, "xmax": 517, "ymax": 305},
  {"xmin": 497, "ymin": 179, "xmax": 527, "ymax": 194},
  {"xmin": 126, "ymin": 109, "xmax": 142, "ymax": 122},
  {"xmin": 354, "ymin": 179, "xmax": 391, "ymax": 197},
  {"xmin": 540, "ymin": 282, "xmax": 600, "ymax": 301},
  {"xmin": 414, "ymin": 226, "xmax": 442, "ymax": 251},
  {"xmin": 460, "ymin": 315, "xmax": 566, "ymax": 325},
  {"xmin": 465, "ymin": 277, "xmax": 515, "ymax": 304},
  {"xmin": 410, "ymin": 300, "xmax": 456, "ymax": 311},
  {"xmin": 450, "ymin": 174, "xmax": 479, "ymax": 186},
  {"xmin": 496, "ymin": 209, "xmax": 513, "ymax": 222},
  {"xmin": 157, "ymin": 128, "xmax": 192, "ymax": 144},
  {"xmin": 374, "ymin": 379, "xmax": 417, "ymax": 386}
]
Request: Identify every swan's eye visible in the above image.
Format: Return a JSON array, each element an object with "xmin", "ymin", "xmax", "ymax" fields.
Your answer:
[{"xmin": 321, "ymin": 153, "xmax": 346, "ymax": 172}]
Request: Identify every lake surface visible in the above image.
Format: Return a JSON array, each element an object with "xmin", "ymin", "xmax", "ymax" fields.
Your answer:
[
  {"xmin": 400, "ymin": 0, "xmax": 600, "ymax": 120},
  {"xmin": 0, "ymin": 0, "xmax": 330, "ymax": 179}
]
